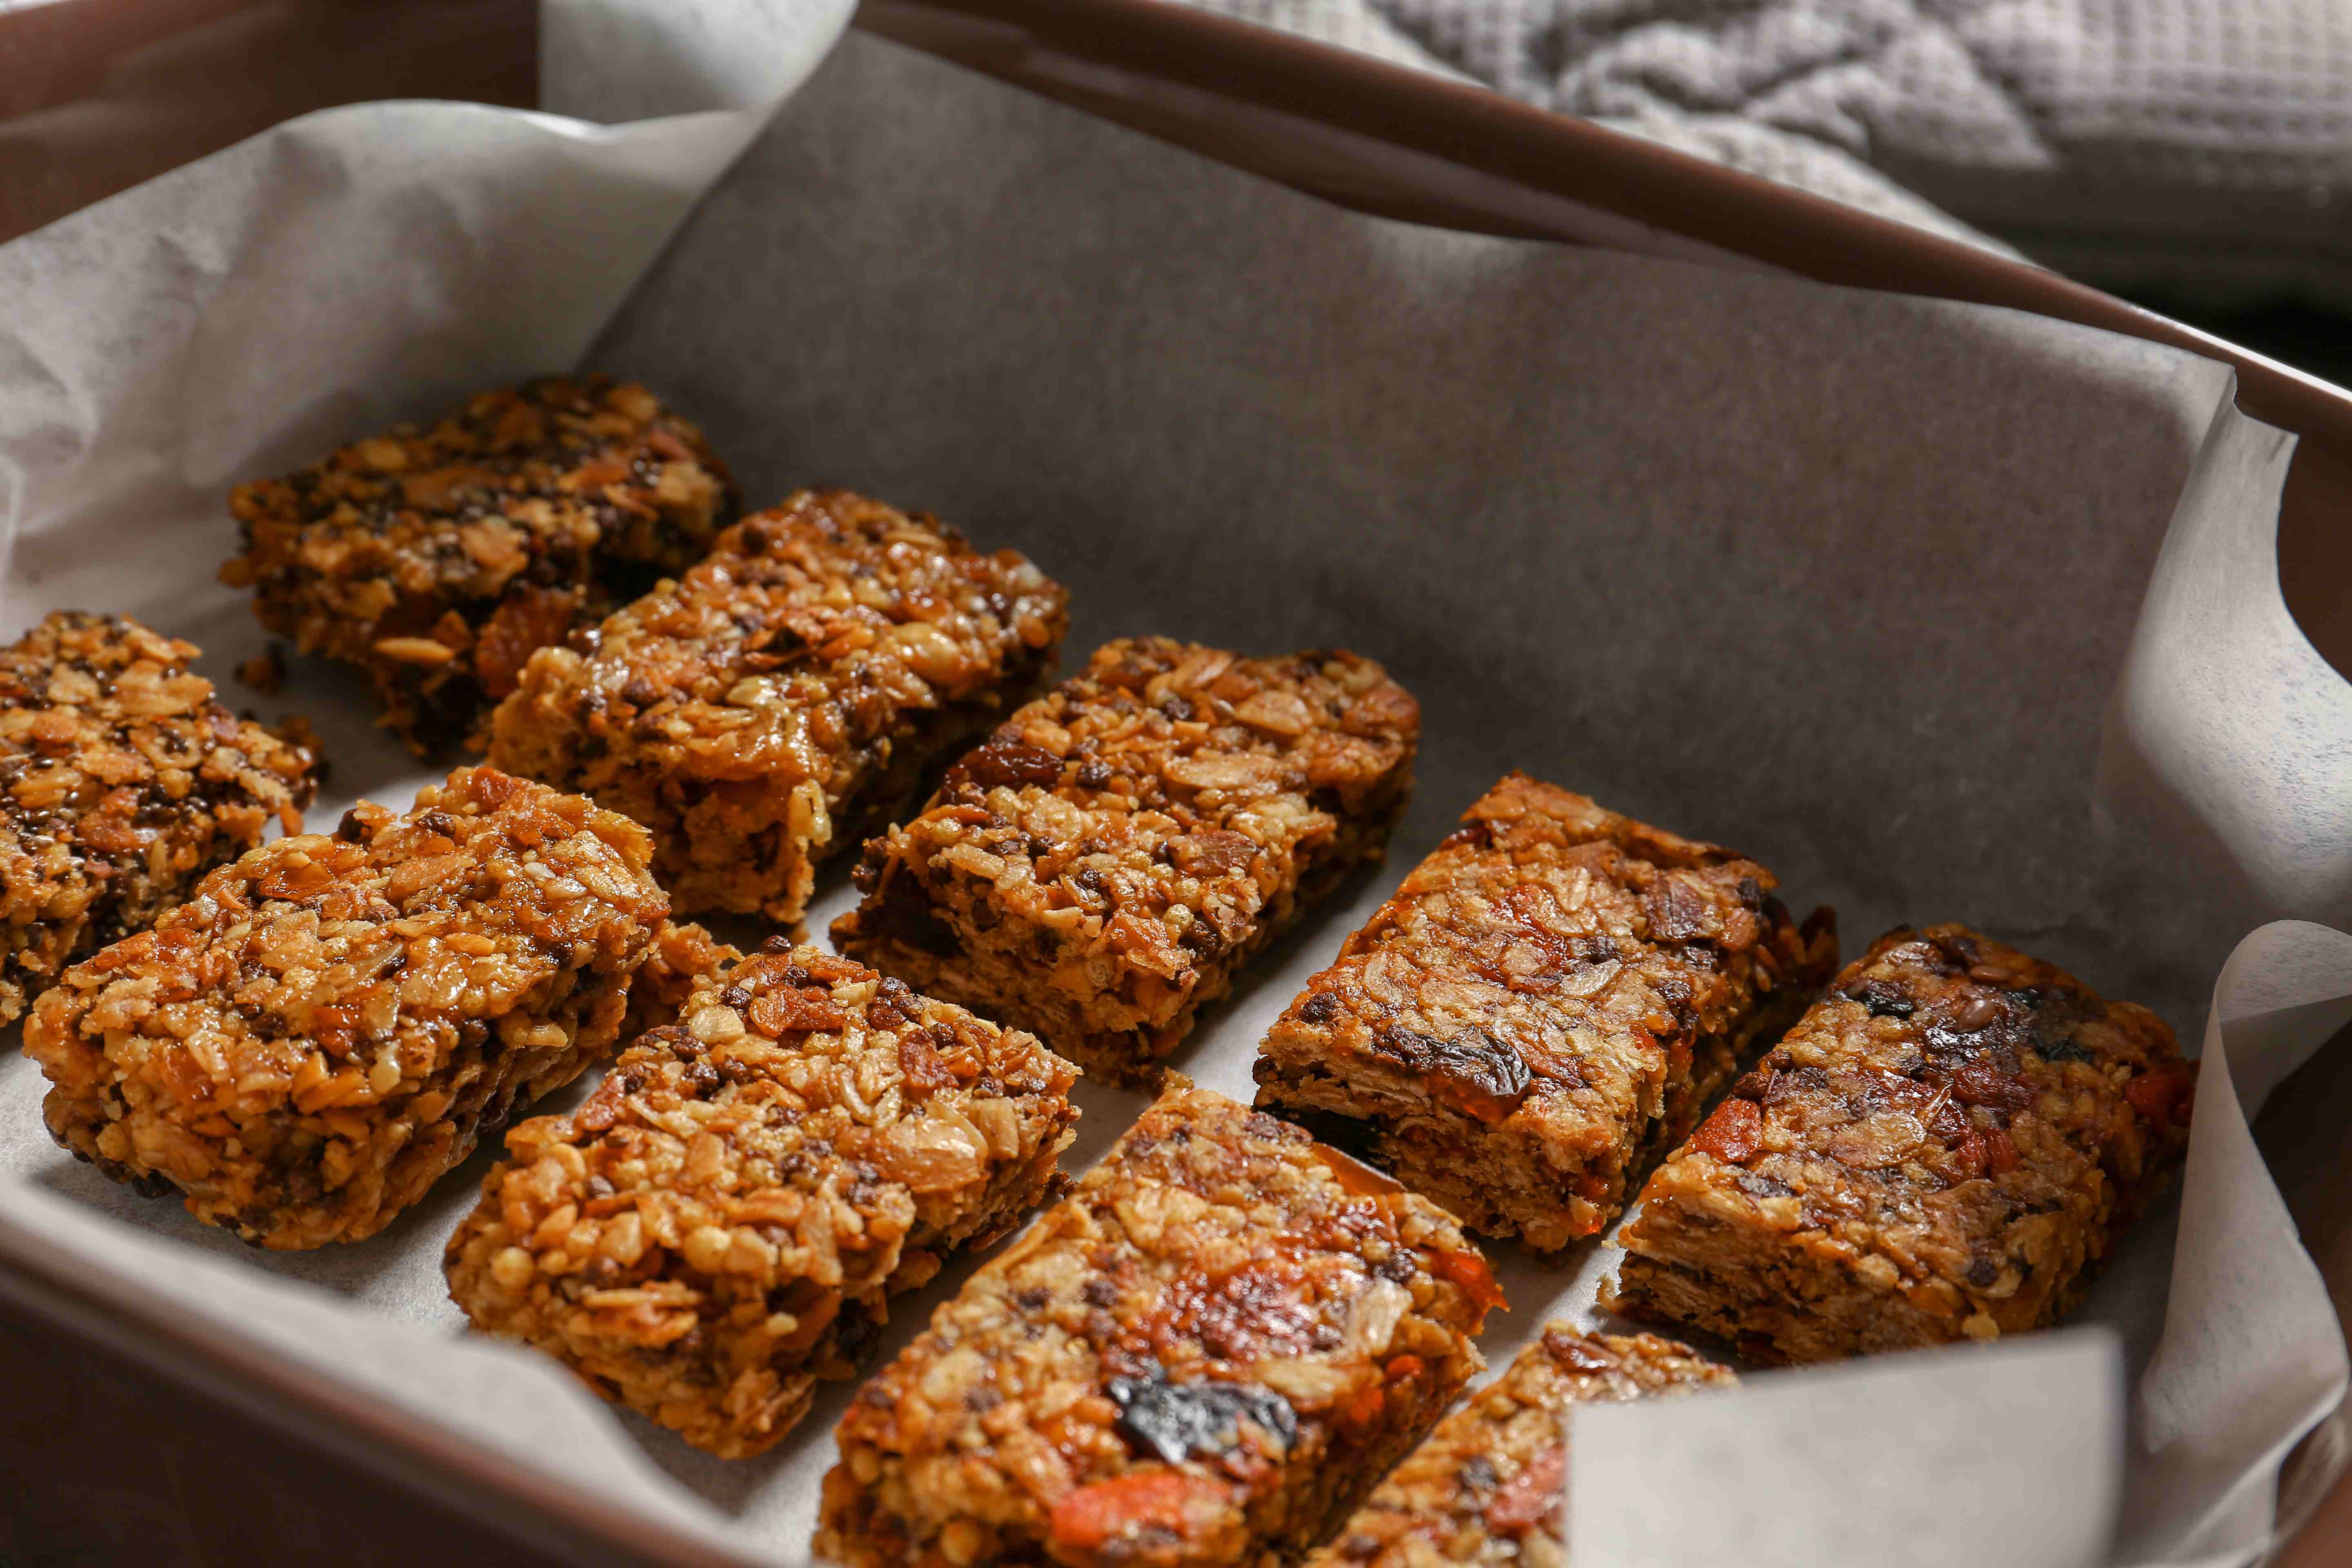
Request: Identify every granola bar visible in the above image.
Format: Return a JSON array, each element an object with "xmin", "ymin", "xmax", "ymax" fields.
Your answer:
[
  {"xmin": 815, "ymin": 1083, "xmax": 1501, "ymax": 1568},
  {"xmin": 22, "ymin": 766, "xmax": 668, "ymax": 1250},
  {"xmin": 1253, "ymin": 774, "xmax": 1836, "ymax": 1252},
  {"xmin": 1, "ymin": 611, "xmax": 317, "ymax": 1026},
  {"xmin": 487, "ymin": 489, "xmax": 1069, "ymax": 922},
  {"xmin": 1311, "ymin": 1326, "xmax": 1735, "ymax": 1568},
  {"xmin": 444, "ymin": 944, "xmax": 1081, "ymax": 1459},
  {"xmin": 833, "ymin": 639, "xmax": 1420, "ymax": 1085},
  {"xmin": 1602, "ymin": 924, "xmax": 2196, "ymax": 1362},
  {"xmin": 220, "ymin": 375, "xmax": 737, "ymax": 753}
]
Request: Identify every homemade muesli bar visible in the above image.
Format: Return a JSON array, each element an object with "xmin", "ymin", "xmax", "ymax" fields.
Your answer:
[
  {"xmin": 833, "ymin": 638, "xmax": 1420, "ymax": 1084},
  {"xmin": 815, "ymin": 1083, "xmax": 1501, "ymax": 1568},
  {"xmin": 1603, "ymin": 924, "xmax": 2196, "ymax": 1362},
  {"xmin": 1, "ymin": 611, "xmax": 317, "ymax": 1026},
  {"xmin": 220, "ymin": 375, "xmax": 737, "ymax": 753},
  {"xmin": 1253, "ymin": 774, "xmax": 1836, "ymax": 1252},
  {"xmin": 444, "ymin": 942, "xmax": 1082, "ymax": 1459},
  {"xmin": 22, "ymin": 766, "xmax": 668, "ymax": 1250},
  {"xmin": 1310, "ymin": 1326, "xmax": 1735, "ymax": 1568},
  {"xmin": 488, "ymin": 489, "xmax": 1069, "ymax": 922}
]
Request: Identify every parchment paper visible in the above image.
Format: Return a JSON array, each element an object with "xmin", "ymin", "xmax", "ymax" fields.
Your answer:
[{"xmin": 1, "ymin": 13, "xmax": 2348, "ymax": 1567}]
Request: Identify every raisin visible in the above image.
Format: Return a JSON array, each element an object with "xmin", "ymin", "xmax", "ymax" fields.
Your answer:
[
  {"xmin": 1644, "ymin": 873, "xmax": 1708, "ymax": 941},
  {"xmin": 1107, "ymin": 1372, "xmax": 1296, "ymax": 1463},
  {"xmin": 944, "ymin": 737, "xmax": 1065, "ymax": 792},
  {"xmin": 1372, "ymin": 1026, "xmax": 1531, "ymax": 1123},
  {"xmin": 1843, "ymin": 980, "xmax": 1916, "ymax": 1019}
]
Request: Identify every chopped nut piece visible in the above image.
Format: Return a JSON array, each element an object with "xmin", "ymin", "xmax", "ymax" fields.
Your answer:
[
  {"xmin": 1307, "ymin": 1326, "xmax": 1735, "ymax": 1567},
  {"xmin": 220, "ymin": 374, "xmax": 737, "ymax": 754},
  {"xmin": 22, "ymin": 766, "xmax": 665, "ymax": 1250},
  {"xmin": 834, "ymin": 638, "xmax": 1419, "ymax": 1084},
  {"xmin": 1254, "ymin": 773, "xmax": 1836, "ymax": 1250},
  {"xmin": 236, "ymin": 642, "xmax": 287, "ymax": 695},
  {"xmin": 815, "ymin": 1083, "xmax": 1497, "ymax": 1567},
  {"xmin": 445, "ymin": 946, "xmax": 1080, "ymax": 1458},
  {"xmin": 1603, "ymin": 924, "xmax": 2196, "ymax": 1361},
  {"xmin": 488, "ymin": 489, "xmax": 1070, "ymax": 922},
  {"xmin": 0, "ymin": 611, "xmax": 317, "ymax": 1025}
]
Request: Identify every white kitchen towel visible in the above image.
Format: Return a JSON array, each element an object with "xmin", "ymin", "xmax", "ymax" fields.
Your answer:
[{"xmin": 1162, "ymin": 0, "xmax": 2352, "ymax": 310}]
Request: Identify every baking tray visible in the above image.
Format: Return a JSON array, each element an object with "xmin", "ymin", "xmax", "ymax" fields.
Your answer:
[{"xmin": 1, "ymin": 3, "xmax": 2348, "ymax": 1564}]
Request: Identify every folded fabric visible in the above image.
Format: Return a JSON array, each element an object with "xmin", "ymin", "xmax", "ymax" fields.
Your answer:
[{"xmin": 1165, "ymin": 0, "xmax": 2352, "ymax": 312}]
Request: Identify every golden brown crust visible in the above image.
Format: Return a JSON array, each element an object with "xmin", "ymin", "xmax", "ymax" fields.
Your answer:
[
  {"xmin": 833, "ymin": 639, "xmax": 1420, "ymax": 1084},
  {"xmin": 22, "ymin": 766, "xmax": 666, "ymax": 1250},
  {"xmin": 0, "ymin": 611, "xmax": 318, "ymax": 1025},
  {"xmin": 220, "ymin": 375, "xmax": 738, "ymax": 753},
  {"xmin": 1253, "ymin": 773, "xmax": 1836, "ymax": 1252},
  {"xmin": 1603, "ymin": 924, "xmax": 2196, "ymax": 1361},
  {"xmin": 487, "ymin": 489, "xmax": 1069, "ymax": 922},
  {"xmin": 815, "ymin": 1083, "xmax": 1500, "ymax": 1568},
  {"xmin": 444, "ymin": 944, "xmax": 1081, "ymax": 1459},
  {"xmin": 1310, "ymin": 1326, "xmax": 1735, "ymax": 1568}
]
